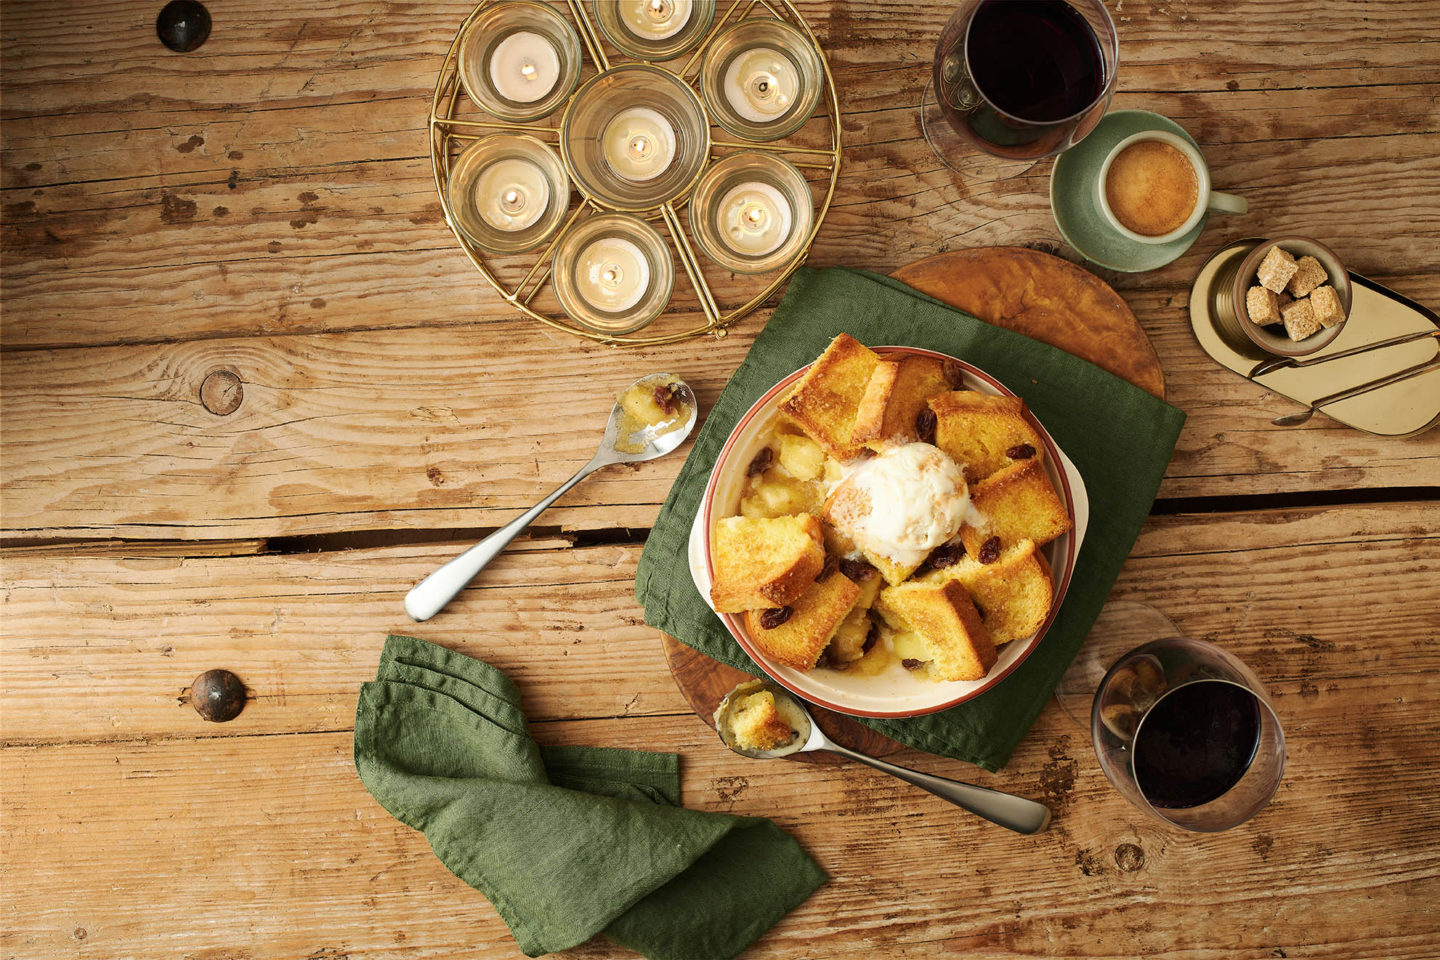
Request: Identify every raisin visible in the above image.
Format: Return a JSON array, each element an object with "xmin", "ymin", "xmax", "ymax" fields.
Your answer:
[
  {"xmin": 915, "ymin": 408, "xmax": 937, "ymax": 445},
  {"xmin": 927, "ymin": 542, "xmax": 964, "ymax": 570},
  {"xmin": 941, "ymin": 360, "xmax": 966, "ymax": 388},
  {"xmin": 758, "ymin": 606, "xmax": 792, "ymax": 629},
  {"xmin": 978, "ymin": 536, "xmax": 1002, "ymax": 564},
  {"xmin": 653, "ymin": 384, "xmax": 680, "ymax": 415},
  {"xmin": 746, "ymin": 447, "xmax": 773, "ymax": 476},
  {"xmin": 816, "ymin": 554, "xmax": 838, "ymax": 582},
  {"xmin": 901, "ymin": 658, "xmax": 924, "ymax": 670},
  {"xmin": 1006, "ymin": 443, "xmax": 1037, "ymax": 460},
  {"xmin": 838, "ymin": 558, "xmax": 877, "ymax": 582},
  {"xmin": 861, "ymin": 622, "xmax": 879, "ymax": 654}
]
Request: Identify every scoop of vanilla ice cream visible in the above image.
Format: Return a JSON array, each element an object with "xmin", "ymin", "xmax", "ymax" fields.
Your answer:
[{"xmin": 831, "ymin": 443, "xmax": 969, "ymax": 566}]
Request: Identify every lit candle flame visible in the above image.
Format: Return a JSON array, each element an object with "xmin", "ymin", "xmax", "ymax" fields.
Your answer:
[
  {"xmin": 601, "ymin": 265, "xmax": 621, "ymax": 286},
  {"xmin": 520, "ymin": 62, "xmax": 537, "ymax": 81},
  {"xmin": 647, "ymin": 0, "xmax": 671, "ymax": 22},
  {"xmin": 628, "ymin": 135, "xmax": 652, "ymax": 162}
]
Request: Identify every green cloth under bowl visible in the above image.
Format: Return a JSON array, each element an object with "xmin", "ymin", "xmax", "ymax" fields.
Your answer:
[
  {"xmin": 635, "ymin": 266, "xmax": 1185, "ymax": 772},
  {"xmin": 354, "ymin": 634, "xmax": 826, "ymax": 959}
]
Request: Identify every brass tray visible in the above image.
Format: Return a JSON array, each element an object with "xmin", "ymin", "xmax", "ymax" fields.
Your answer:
[
  {"xmin": 1190, "ymin": 239, "xmax": 1440, "ymax": 437},
  {"xmin": 429, "ymin": 0, "xmax": 843, "ymax": 347}
]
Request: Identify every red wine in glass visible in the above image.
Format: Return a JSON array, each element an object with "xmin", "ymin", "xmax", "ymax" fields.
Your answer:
[
  {"xmin": 925, "ymin": 0, "xmax": 1117, "ymax": 166},
  {"xmin": 1132, "ymin": 681, "xmax": 1263, "ymax": 809}
]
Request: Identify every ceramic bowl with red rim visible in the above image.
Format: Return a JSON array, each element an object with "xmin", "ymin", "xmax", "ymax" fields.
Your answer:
[{"xmin": 687, "ymin": 346, "xmax": 1090, "ymax": 719}]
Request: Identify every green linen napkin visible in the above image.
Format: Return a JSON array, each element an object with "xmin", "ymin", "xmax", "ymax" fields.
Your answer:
[
  {"xmin": 635, "ymin": 265, "xmax": 1186, "ymax": 772},
  {"xmin": 354, "ymin": 634, "xmax": 826, "ymax": 959}
]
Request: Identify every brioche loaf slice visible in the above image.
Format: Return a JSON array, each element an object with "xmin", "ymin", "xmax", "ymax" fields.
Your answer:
[
  {"xmin": 778, "ymin": 333, "xmax": 880, "ymax": 461},
  {"xmin": 924, "ymin": 538, "xmax": 1054, "ymax": 646},
  {"xmin": 875, "ymin": 579, "xmax": 996, "ymax": 682},
  {"xmin": 710, "ymin": 514, "xmax": 825, "ymax": 613},
  {"xmin": 960, "ymin": 458, "xmax": 1072, "ymax": 556},
  {"xmin": 852, "ymin": 354, "xmax": 960, "ymax": 450},
  {"xmin": 929, "ymin": 391, "xmax": 1045, "ymax": 482},
  {"xmin": 743, "ymin": 569, "xmax": 861, "ymax": 670}
]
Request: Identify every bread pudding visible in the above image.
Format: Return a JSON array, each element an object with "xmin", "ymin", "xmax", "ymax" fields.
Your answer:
[{"xmin": 709, "ymin": 334, "xmax": 1072, "ymax": 685}]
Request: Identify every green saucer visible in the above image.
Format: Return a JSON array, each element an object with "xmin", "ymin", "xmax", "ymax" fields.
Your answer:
[{"xmin": 1050, "ymin": 109, "xmax": 1207, "ymax": 273}]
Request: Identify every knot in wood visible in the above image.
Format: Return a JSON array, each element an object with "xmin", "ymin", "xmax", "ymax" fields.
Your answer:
[
  {"xmin": 1114, "ymin": 842, "xmax": 1145, "ymax": 872},
  {"xmin": 200, "ymin": 370, "xmax": 243, "ymax": 415}
]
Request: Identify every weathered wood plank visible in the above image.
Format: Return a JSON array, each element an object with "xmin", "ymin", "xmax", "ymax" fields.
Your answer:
[
  {"xmin": 4, "ymin": 315, "xmax": 1437, "ymax": 541},
  {"xmin": 3, "ymin": 502, "xmax": 1435, "ymax": 746},
  {"xmin": 4, "ymin": 684, "xmax": 1437, "ymax": 960}
]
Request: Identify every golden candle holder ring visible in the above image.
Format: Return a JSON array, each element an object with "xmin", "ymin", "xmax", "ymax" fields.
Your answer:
[{"xmin": 430, "ymin": 0, "xmax": 842, "ymax": 346}]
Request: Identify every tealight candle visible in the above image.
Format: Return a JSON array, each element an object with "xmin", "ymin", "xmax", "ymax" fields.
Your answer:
[
  {"xmin": 601, "ymin": 107, "xmax": 677, "ymax": 182},
  {"xmin": 619, "ymin": 0, "xmax": 692, "ymax": 40},
  {"xmin": 576, "ymin": 237, "xmax": 651, "ymax": 312},
  {"xmin": 717, "ymin": 181, "xmax": 793, "ymax": 257},
  {"xmin": 722, "ymin": 47, "xmax": 799, "ymax": 123},
  {"xmin": 489, "ymin": 31, "xmax": 560, "ymax": 103},
  {"xmin": 474, "ymin": 158, "xmax": 550, "ymax": 232}
]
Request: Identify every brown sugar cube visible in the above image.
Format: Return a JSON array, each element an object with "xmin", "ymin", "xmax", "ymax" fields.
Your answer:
[
  {"xmin": 1309, "ymin": 285, "xmax": 1347, "ymax": 327},
  {"xmin": 1286, "ymin": 255, "xmax": 1329, "ymax": 297},
  {"xmin": 1256, "ymin": 246, "xmax": 1299, "ymax": 293},
  {"xmin": 1281, "ymin": 298, "xmax": 1321, "ymax": 341},
  {"xmin": 1245, "ymin": 285, "xmax": 1282, "ymax": 326}
]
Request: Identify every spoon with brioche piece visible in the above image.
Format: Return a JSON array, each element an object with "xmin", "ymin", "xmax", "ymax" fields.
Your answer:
[
  {"xmin": 714, "ymin": 679, "xmax": 1051, "ymax": 834},
  {"xmin": 405, "ymin": 373, "xmax": 697, "ymax": 622}
]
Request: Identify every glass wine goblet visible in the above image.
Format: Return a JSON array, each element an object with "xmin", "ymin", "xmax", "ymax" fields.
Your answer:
[
  {"xmin": 920, "ymin": 0, "xmax": 1119, "ymax": 177},
  {"xmin": 1090, "ymin": 635, "xmax": 1286, "ymax": 832}
]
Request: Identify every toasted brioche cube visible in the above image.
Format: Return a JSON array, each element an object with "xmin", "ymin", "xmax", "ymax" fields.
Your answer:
[
  {"xmin": 1245, "ymin": 285, "xmax": 1282, "ymax": 326},
  {"xmin": 743, "ymin": 570, "xmax": 861, "ymax": 670},
  {"xmin": 875, "ymin": 580, "xmax": 996, "ymax": 682},
  {"xmin": 1281, "ymin": 298, "xmax": 1321, "ymax": 341},
  {"xmin": 778, "ymin": 333, "xmax": 880, "ymax": 461},
  {"xmin": 1286, "ymin": 255, "xmax": 1329, "ymax": 298},
  {"xmin": 852, "ymin": 355, "xmax": 959, "ymax": 450},
  {"xmin": 1310, "ymin": 285, "xmax": 1346, "ymax": 327},
  {"xmin": 860, "ymin": 549, "xmax": 925, "ymax": 587},
  {"xmin": 1256, "ymin": 246, "xmax": 1298, "ymax": 293},
  {"xmin": 729, "ymin": 689, "xmax": 798, "ymax": 752},
  {"xmin": 960, "ymin": 458, "xmax": 1072, "ymax": 556},
  {"xmin": 929, "ymin": 391, "xmax": 1044, "ymax": 482},
  {"xmin": 925, "ymin": 539, "xmax": 1054, "ymax": 646},
  {"xmin": 710, "ymin": 515, "xmax": 825, "ymax": 613}
]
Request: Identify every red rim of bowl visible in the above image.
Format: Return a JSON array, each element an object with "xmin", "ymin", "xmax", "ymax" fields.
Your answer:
[{"xmin": 700, "ymin": 346, "xmax": 1079, "ymax": 719}]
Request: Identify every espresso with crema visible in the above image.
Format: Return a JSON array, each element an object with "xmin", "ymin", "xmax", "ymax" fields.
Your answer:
[{"xmin": 1104, "ymin": 140, "xmax": 1199, "ymax": 236}]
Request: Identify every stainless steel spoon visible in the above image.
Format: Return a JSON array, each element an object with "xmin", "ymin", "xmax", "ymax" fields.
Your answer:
[
  {"xmin": 714, "ymin": 680, "xmax": 1051, "ymax": 835},
  {"xmin": 404, "ymin": 374, "xmax": 698, "ymax": 622}
]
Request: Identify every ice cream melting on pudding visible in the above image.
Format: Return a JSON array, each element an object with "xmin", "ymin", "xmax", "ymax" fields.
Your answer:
[{"xmin": 828, "ymin": 443, "xmax": 969, "ymax": 567}]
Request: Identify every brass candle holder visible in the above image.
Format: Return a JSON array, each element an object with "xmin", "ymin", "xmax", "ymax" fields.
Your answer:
[{"xmin": 429, "ymin": 0, "xmax": 842, "ymax": 346}]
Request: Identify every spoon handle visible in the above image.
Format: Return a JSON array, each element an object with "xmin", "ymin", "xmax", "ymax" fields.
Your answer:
[
  {"xmin": 404, "ymin": 459, "xmax": 599, "ymax": 622},
  {"xmin": 824, "ymin": 741, "xmax": 1051, "ymax": 835}
]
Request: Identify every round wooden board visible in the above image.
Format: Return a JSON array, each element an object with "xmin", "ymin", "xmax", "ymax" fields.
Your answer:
[
  {"xmin": 662, "ymin": 246, "xmax": 1164, "ymax": 760},
  {"xmin": 892, "ymin": 247, "xmax": 1166, "ymax": 399}
]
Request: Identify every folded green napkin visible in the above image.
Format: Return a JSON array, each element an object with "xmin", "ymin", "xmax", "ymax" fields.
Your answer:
[
  {"xmin": 635, "ymin": 266, "xmax": 1185, "ymax": 772},
  {"xmin": 354, "ymin": 634, "xmax": 825, "ymax": 959}
]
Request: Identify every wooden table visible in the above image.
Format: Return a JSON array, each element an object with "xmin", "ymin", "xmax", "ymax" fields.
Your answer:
[{"xmin": 4, "ymin": 2, "xmax": 1438, "ymax": 957}]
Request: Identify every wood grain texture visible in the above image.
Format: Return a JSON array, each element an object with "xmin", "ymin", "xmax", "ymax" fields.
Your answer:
[{"xmin": 3, "ymin": 0, "xmax": 1439, "ymax": 957}]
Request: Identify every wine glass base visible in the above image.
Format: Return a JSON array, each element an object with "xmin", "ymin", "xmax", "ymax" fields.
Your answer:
[
  {"xmin": 1052, "ymin": 600, "xmax": 1183, "ymax": 730},
  {"xmin": 919, "ymin": 79, "xmax": 1047, "ymax": 182}
]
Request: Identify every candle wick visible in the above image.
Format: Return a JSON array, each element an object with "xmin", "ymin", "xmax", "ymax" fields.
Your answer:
[
  {"xmin": 648, "ymin": 0, "xmax": 670, "ymax": 21},
  {"xmin": 521, "ymin": 62, "xmax": 536, "ymax": 80}
]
